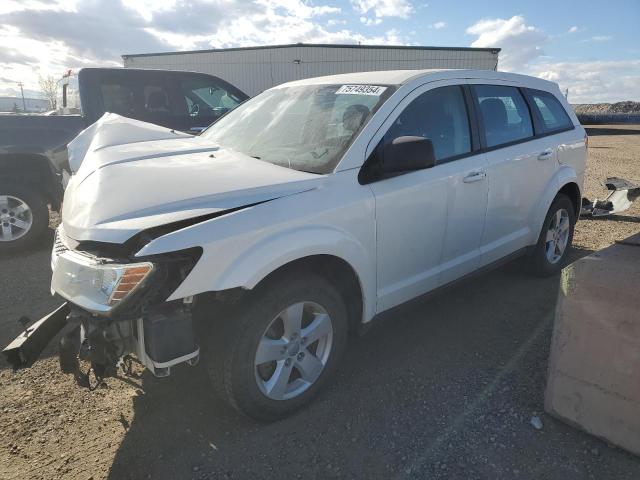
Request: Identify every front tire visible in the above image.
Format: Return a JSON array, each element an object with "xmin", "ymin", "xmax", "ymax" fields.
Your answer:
[
  {"xmin": 206, "ymin": 273, "xmax": 349, "ymax": 421},
  {"xmin": 527, "ymin": 194, "xmax": 576, "ymax": 276},
  {"xmin": 0, "ymin": 183, "xmax": 49, "ymax": 253}
]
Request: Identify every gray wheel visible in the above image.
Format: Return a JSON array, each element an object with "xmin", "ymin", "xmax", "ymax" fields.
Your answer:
[
  {"xmin": 0, "ymin": 183, "xmax": 49, "ymax": 253},
  {"xmin": 0, "ymin": 195, "xmax": 34, "ymax": 242},
  {"xmin": 527, "ymin": 194, "xmax": 575, "ymax": 276},
  {"xmin": 206, "ymin": 272, "xmax": 349, "ymax": 421},
  {"xmin": 544, "ymin": 208, "xmax": 571, "ymax": 264},
  {"xmin": 254, "ymin": 301, "xmax": 334, "ymax": 401}
]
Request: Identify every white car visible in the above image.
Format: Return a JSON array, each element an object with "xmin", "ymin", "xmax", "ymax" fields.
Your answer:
[{"xmin": 49, "ymin": 69, "xmax": 586, "ymax": 420}]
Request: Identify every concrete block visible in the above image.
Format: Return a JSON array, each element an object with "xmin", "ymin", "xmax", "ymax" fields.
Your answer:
[{"xmin": 545, "ymin": 232, "xmax": 640, "ymax": 456}]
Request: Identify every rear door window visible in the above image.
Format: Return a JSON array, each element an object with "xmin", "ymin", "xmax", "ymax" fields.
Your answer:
[
  {"xmin": 473, "ymin": 85, "xmax": 533, "ymax": 148},
  {"xmin": 526, "ymin": 89, "xmax": 573, "ymax": 134}
]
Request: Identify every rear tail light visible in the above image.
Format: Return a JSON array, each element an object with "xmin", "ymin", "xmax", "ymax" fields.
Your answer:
[{"xmin": 584, "ymin": 132, "xmax": 589, "ymax": 150}]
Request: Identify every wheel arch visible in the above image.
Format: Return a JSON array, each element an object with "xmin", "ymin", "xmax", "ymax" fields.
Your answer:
[
  {"xmin": 250, "ymin": 254, "xmax": 365, "ymax": 332},
  {"xmin": 158, "ymin": 225, "xmax": 376, "ymax": 325},
  {"xmin": 531, "ymin": 167, "xmax": 581, "ymax": 243},
  {"xmin": 557, "ymin": 181, "xmax": 581, "ymax": 217}
]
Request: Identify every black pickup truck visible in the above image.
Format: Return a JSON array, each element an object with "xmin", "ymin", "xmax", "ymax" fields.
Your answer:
[{"xmin": 0, "ymin": 67, "xmax": 248, "ymax": 252}]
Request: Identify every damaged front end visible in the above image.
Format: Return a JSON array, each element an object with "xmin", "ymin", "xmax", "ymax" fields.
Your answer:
[
  {"xmin": 3, "ymin": 226, "xmax": 202, "ymax": 388},
  {"xmin": 60, "ymin": 300, "xmax": 199, "ymax": 388}
]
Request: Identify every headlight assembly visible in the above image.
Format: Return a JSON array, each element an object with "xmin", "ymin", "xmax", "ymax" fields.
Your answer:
[{"xmin": 51, "ymin": 250, "xmax": 154, "ymax": 315}]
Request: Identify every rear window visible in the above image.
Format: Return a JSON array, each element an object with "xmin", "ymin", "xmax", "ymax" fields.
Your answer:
[
  {"xmin": 474, "ymin": 85, "xmax": 533, "ymax": 148},
  {"xmin": 527, "ymin": 89, "xmax": 573, "ymax": 133},
  {"xmin": 95, "ymin": 71, "xmax": 247, "ymax": 128}
]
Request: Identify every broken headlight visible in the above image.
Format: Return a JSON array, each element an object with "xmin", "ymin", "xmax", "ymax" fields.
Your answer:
[{"xmin": 51, "ymin": 250, "xmax": 154, "ymax": 315}]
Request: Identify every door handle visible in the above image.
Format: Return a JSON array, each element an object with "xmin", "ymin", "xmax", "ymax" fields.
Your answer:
[
  {"xmin": 538, "ymin": 150, "xmax": 554, "ymax": 160},
  {"xmin": 463, "ymin": 171, "xmax": 487, "ymax": 183}
]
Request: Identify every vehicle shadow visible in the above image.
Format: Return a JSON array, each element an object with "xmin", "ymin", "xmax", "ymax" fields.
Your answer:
[{"xmin": 105, "ymin": 246, "xmax": 637, "ymax": 480}]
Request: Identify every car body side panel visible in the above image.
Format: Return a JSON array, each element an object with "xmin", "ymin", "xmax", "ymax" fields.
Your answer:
[
  {"xmin": 531, "ymin": 165, "xmax": 581, "ymax": 244},
  {"xmin": 370, "ymin": 167, "xmax": 449, "ymax": 312},
  {"xmin": 555, "ymin": 128, "xmax": 587, "ymax": 182},
  {"xmin": 0, "ymin": 114, "xmax": 85, "ymax": 174},
  {"xmin": 136, "ymin": 170, "xmax": 378, "ymax": 322}
]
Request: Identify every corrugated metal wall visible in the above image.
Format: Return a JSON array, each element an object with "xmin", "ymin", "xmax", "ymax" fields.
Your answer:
[{"xmin": 123, "ymin": 45, "xmax": 499, "ymax": 96}]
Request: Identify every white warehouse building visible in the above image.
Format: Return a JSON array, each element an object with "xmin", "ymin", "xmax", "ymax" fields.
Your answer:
[{"xmin": 122, "ymin": 43, "xmax": 500, "ymax": 97}]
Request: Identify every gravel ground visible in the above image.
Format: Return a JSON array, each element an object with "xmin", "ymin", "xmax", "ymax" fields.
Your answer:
[{"xmin": 1, "ymin": 125, "xmax": 639, "ymax": 480}]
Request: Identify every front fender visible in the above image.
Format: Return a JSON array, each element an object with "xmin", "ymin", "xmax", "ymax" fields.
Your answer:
[
  {"xmin": 215, "ymin": 225, "xmax": 372, "ymax": 288},
  {"xmin": 135, "ymin": 171, "xmax": 377, "ymax": 322},
  {"xmin": 138, "ymin": 219, "xmax": 376, "ymax": 323},
  {"xmin": 531, "ymin": 165, "xmax": 580, "ymax": 242}
]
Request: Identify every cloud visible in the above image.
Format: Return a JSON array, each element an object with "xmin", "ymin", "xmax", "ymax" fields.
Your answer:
[
  {"xmin": 1, "ymin": 1, "xmax": 168, "ymax": 61},
  {"xmin": 590, "ymin": 35, "xmax": 612, "ymax": 42},
  {"xmin": 533, "ymin": 59, "xmax": 640, "ymax": 103},
  {"xmin": 466, "ymin": 15, "xmax": 549, "ymax": 71},
  {"xmin": 0, "ymin": 0, "xmax": 409, "ymax": 96},
  {"xmin": 429, "ymin": 21, "xmax": 446, "ymax": 29},
  {"xmin": 465, "ymin": 15, "xmax": 639, "ymax": 102},
  {"xmin": 350, "ymin": 0, "xmax": 413, "ymax": 19},
  {"xmin": 568, "ymin": 26, "xmax": 578, "ymax": 33},
  {"xmin": 361, "ymin": 16, "xmax": 383, "ymax": 26},
  {"xmin": 0, "ymin": 47, "xmax": 39, "ymax": 65}
]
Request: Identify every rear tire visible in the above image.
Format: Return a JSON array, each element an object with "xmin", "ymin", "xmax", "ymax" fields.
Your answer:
[
  {"xmin": 205, "ymin": 273, "xmax": 349, "ymax": 421},
  {"xmin": 0, "ymin": 183, "xmax": 49, "ymax": 253},
  {"xmin": 527, "ymin": 194, "xmax": 576, "ymax": 276}
]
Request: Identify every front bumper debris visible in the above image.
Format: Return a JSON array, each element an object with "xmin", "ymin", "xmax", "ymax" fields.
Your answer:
[
  {"xmin": 2, "ymin": 303, "xmax": 71, "ymax": 369},
  {"xmin": 2, "ymin": 302, "xmax": 199, "ymax": 388}
]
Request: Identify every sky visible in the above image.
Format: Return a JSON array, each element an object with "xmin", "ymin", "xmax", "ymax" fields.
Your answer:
[{"xmin": 0, "ymin": 0, "xmax": 638, "ymax": 103}]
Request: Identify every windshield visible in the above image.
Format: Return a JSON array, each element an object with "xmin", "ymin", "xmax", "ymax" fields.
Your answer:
[{"xmin": 201, "ymin": 84, "xmax": 395, "ymax": 174}]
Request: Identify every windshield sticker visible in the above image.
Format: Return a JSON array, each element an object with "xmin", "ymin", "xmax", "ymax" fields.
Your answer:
[{"xmin": 336, "ymin": 85, "xmax": 387, "ymax": 96}]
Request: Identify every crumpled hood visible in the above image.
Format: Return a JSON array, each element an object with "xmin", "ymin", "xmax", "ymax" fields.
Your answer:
[
  {"xmin": 62, "ymin": 115, "xmax": 321, "ymax": 243},
  {"xmin": 67, "ymin": 112, "xmax": 195, "ymax": 175}
]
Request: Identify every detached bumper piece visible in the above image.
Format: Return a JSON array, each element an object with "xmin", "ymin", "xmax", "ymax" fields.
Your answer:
[
  {"xmin": 2, "ymin": 302, "xmax": 199, "ymax": 388},
  {"xmin": 72, "ymin": 305, "xmax": 200, "ymax": 386},
  {"xmin": 581, "ymin": 177, "xmax": 640, "ymax": 217},
  {"xmin": 2, "ymin": 303, "xmax": 71, "ymax": 370}
]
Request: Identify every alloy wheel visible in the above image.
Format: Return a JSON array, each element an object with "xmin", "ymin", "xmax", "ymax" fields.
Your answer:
[
  {"xmin": 545, "ymin": 208, "xmax": 570, "ymax": 264},
  {"xmin": 0, "ymin": 195, "xmax": 33, "ymax": 242},
  {"xmin": 254, "ymin": 301, "xmax": 333, "ymax": 401}
]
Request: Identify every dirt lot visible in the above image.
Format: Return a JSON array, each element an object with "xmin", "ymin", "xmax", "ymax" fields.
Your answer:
[{"xmin": 1, "ymin": 125, "xmax": 639, "ymax": 480}]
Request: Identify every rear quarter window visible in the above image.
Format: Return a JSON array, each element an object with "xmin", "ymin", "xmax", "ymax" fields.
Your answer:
[{"xmin": 526, "ymin": 89, "xmax": 573, "ymax": 134}]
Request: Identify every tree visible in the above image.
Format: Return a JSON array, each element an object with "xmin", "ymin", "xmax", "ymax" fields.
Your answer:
[
  {"xmin": 12, "ymin": 102, "xmax": 20, "ymax": 113},
  {"xmin": 38, "ymin": 75, "xmax": 58, "ymax": 110}
]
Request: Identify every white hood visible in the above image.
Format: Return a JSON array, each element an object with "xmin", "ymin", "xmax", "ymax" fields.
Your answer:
[
  {"xmin": 67, "ymin": 113, "xmax": 194, "ymax": 174},
  {"xmin": 62, "ymin": 115, "xmax": 321, "ymax": 243}
]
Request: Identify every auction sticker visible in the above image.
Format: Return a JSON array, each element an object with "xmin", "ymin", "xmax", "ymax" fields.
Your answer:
[{"xmin": 336, "ymin": 85, "xmax": 387, "ymax": 96}]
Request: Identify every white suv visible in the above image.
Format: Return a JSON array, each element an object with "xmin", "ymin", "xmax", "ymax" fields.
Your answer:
[{"xmin": 50, "ymin": 69, "xmax": 586, "ymax": 420}]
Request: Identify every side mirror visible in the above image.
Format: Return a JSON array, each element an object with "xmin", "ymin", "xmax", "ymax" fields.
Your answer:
[{"xmin": 382, "ymin": 136, "xmax": 436, "ymax": 173}]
